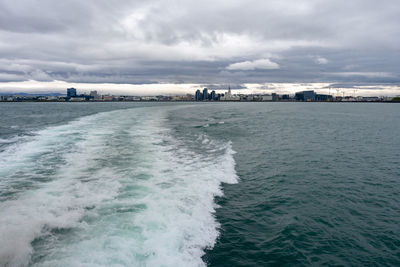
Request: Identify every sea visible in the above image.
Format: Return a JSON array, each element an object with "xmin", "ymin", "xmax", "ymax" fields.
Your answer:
[{"xmin": 0, "ymin": 102, "xmax": 399, "ymax": 266}]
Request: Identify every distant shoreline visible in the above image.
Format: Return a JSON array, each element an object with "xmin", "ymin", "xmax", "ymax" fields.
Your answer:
[{"xmin": 1, "ymin": 100, "xmax": 398, "ymax": 103}]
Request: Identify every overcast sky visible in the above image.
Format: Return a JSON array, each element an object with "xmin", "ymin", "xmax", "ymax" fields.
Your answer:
[{"xmin": 0, "ymin": 0, "xmax": 399, "ymax": 95}]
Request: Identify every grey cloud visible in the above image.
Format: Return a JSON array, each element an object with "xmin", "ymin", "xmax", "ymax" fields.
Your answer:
[
  {"xmin": 0, "ymin": 0, "xmax": 399, "ymax": 88},
  {"xmin": 199, "ymin": 84, "xmax": 247, "ymax": 90}
]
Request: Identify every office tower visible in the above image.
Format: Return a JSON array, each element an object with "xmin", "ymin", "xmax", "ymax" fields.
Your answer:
[
  {"xmin": 210, "ymin": 90, "xmax": 216, "ymax": 100},
  {"xmin": 202, "ymin": 88, "xmax": 208, "ymax": 101},
  {"xmin": 195, "ymin": 89, "xmax": 202, "ymax": 101},
  {"xmin": 67, "ymin": 88, "xmax": 77, "ymax": 97}
]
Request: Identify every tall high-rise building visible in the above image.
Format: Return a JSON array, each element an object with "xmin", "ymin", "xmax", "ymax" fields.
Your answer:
[
  {"xmin": 195, "ymin": 89, "xmax": 202, "ymax": 101},
  {"xmin": 202, "ymin": 88, "xmax": 208, "ymax": 101},
  {"xmin": 210, "ymin": 90, "xmax": 216, "ymax": 100},
  {"xmin": 67, "ymin": 88, "xmax": 77, "ymax": 97}
]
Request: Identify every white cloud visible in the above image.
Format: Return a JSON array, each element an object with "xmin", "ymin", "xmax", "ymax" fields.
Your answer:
[
  {"xmin": 0, "ymin": 80, "xmax": 200, "ymax": 96},
  {"xmin": 330, "ymin": 72, "xmax": 395, "ymax": 78},
  {"xmin": 343, "ymin": 64, "xmax": 358, "ymax": 70},
  {"xmin": 0, "ymin": 80, "xmax": 399, "ymax": 96},
  {"xmin": 226, "ymin": 59, "xmax": 280, "ymax": 71},
  {"xmin": 315, "ymin": 57, "xmax": 328, "ymax": 64}
]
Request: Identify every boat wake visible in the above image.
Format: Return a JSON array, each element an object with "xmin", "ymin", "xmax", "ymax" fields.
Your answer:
[{"xmin": 0, "ymin": 106, "xmax": 238, "ymax": 266}]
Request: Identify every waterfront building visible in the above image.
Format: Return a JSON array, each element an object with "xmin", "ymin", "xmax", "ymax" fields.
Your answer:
[
  {"xmin": 67, "ymin": 88, "xmax": 77, "ymax": 97},
  {"xmin": 103, "ymin": 95, "xmax": 115, "ymax": 101},
  {"xmin": 295, "ymin": 91, "xmax": 333, "ymax": 102},
  {"xmin": 172, "ymin": 94, "xmax": 194, "ymax": 101},
  {"xmin": 261, "ymin": 95, "xmax": 273, "ymax": 101},
  {"xmin": 90, "ymin": 90, "xmax": 101, "ymax": 100},
  {"xmin": 141, "ymin": 96, "xmax": 158, "ymax": 101},
  {"xmin": 46, "ymin": 96, "xmax": 58, "ymax": 101},
  {"xmin": 295, "ymin": 90, "xmax": 315, "ymax": 101},
  {"xmin": 202, "ymin": 88, "xmax": 208, "ymax": 101},
  {"xmin": 172, "ymin": 95, "xmax": 190, "ymax": 101},
  {"xmin": 315, "ymin": 94, "xmax": 333, "ymax": 101},
  {"xmin": 362, "ymin": 96, "xmax": 380, "ymax": 102},
  {"xmin": 195, "ymin": 89, "xmax": 202, "ymax": 101},
  {"xmin": 220, "ymin": 86, "xmax": 240, "ymax": 101},
  {"xmin": 69, "ymin": 97, "xmax": 85, "ymax": 101},
  {"xmin": 185, "ymin": 94, "xmax": 194, "ymax": 101},
  {"xmin": 210, "ymin": 90, "xmax": 216, "ymax": 100},
  {"xmin": 239, "ymin": 95, "xmax": 253, "ymax": 101}
]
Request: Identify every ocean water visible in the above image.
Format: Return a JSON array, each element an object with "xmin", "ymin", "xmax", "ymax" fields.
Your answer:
[{"xmin": 0, "ymin": 102, "xmax": 399, "ymax": 266}]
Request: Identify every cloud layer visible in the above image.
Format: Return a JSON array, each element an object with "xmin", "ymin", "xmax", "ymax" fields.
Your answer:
[
  {"xmin": 0, "ymin": 0, "xmax": 399, "ymax": 94},
  {"xmin": 227, "ymin": 59, "xmax": 280, "ymax": 71}
]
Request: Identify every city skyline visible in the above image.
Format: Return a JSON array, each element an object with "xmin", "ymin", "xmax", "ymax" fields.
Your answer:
[
  {"xmin": 1, "ymin": 81, "xmax": 400, "ymax": 97},
  {"xmin": 2, "ymin": 86, "xmax": 398, "ymax": 102},
  {"xmin": 0, "ymin": 1, "xmax": 399, "ymax": 95}
]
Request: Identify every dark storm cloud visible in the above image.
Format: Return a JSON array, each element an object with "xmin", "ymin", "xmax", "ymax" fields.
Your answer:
[{"xmin": 0, "ymin": 0, "xmax": 399, "ymax": 87}]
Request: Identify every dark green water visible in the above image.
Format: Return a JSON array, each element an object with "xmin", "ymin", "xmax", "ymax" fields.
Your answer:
[{"xmin": 0, "ymin": 102, "xmax": 399, "ymax": 266}]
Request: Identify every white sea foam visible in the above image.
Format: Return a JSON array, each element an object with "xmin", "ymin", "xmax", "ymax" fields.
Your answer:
[
  {"xmin": 0, "ymin": 137, "xmax": 19, "ymax": 144},
  {"xmin": 0, "ymin": 106, "xmax": 238, "ymax": 267},
  {"xmin": 0, "ymin": 112, "xmax": 121, "ymax": 266}
]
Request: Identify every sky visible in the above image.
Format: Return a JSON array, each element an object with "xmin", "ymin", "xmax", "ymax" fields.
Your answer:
[{"xmin": 0, "ymin": 0, "xmax": 399, "ymax": 96}]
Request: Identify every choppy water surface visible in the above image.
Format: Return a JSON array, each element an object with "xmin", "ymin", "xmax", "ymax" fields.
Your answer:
[{"xmin": 0, "ymin": 102, "xmax": 399, "ymax": 266}]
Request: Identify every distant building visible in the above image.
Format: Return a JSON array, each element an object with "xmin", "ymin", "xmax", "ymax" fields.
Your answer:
[
  {"xmin": 241, "ymin": 95, "xmax": 254, "ymax": 101},
  {"xmin": 46, "ymin": 96, "xmax": 58, "ymax": 101},
  {"xmin": 69, "ymin": 97, "xmax": 85, "ymax": 102},
  {"xmin": 141, "ymin": 96, "xmax": 158, "ymax": 101},
  {"xmin": 295, "ymin": 90, "xmax": 315, "ymax": 101},
  {"xmin": 90, "ymin": 90, "xmax": 101, "ymax": 100},
  {"xmin": 261, "ymin": 95, "xmax": 273, "ymax": 101},
  {"xmin": 210, "ymin": 90, "xmax": 216, "ymax": 100},
  {"xmin": 335, "ymin": 96, "xmax": 343, "ymax": 102},
  {"xmin": 67, "ymin": 88, "xmax": 77, "ymax": 98},
  {"xmin": 195, "ymin": 89, "xmax": 202, "ymax": 101},
  {"xmin": 202, "ymin": 88, "xmax": 208, "ymax": 101},
  {"xmin": 362, "ymin": 96, "xmax": 380, "ymax": 102},
  {"xmin": 103, "ymin": 95, "xmax": 115, "ymax": 101},
  {"xmin": 315, "ymin": 94, "xmax": 333, "ymax": 101},
  {"xmin": 220, "ymin": 86, "xmax": 240, "ymax": 101},
  {"xmin": 185, "ymin": 94, "xmax": 194, "ymax": 101}
]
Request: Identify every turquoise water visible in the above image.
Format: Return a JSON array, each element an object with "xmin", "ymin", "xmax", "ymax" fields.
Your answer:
[{"xmin": 0, "ymin": 102, "xmax": 399, "ymax": 266}]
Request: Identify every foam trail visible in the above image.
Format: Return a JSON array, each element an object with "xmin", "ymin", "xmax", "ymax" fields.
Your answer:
[
  {"xmin": 0, "ymin": 111, "xmax": 122, "ymax": 266},
  {"xmin": 0, "ymin": 106, "xmax": 238, "ymax": 266}
]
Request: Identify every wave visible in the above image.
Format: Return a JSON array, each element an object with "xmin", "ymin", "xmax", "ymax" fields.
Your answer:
[
  {"xmin": 0, "ymin": 106, "xmax": 238, "ymax": 266},
  {"xmin": 0, "ymin": 136, "xmax": 20, "ymax": 144}
]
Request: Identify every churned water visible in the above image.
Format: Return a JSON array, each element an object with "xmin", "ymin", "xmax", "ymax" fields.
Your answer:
[{"xmin": 0, "ymin": 102, "xmax": 399, "ymax": 266}]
